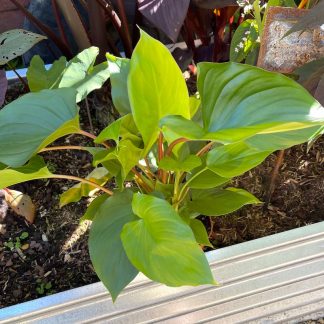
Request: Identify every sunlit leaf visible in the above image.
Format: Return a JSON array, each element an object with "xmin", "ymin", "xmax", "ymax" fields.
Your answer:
[
  {"xmin": 159, "ymin": 155, "xmax": 202, "ymax": 172},
  {"xmin": 106, "ymin": 54, "xmax": 131, "ymax": 115},
  {"xmin": 0, "ymin": 29, "xmax": 46, "ymax": 65},
  {"xmin": 60, "ymin": 168, "xmax": 110, "ymax": 207},
  {"xmin": 198, "ymin": 62, "xmax": 324, "ymax": 142},
  {"xmin": 207, "ymin": 142, "xmax": 271, "ymax": 178},
  {"xmin": 27, "ymin": 55, "xmax": 67, "ymax": 91},
  {"xmin": 59, "ymin": 47, "xmax": 110, "ymax": 102},
  {"xmin": 121, "ymin": 193, "xmax": 215, "ymax": 287},
  {"xmin": 128, "ymin": 30, "xmax": 190, "ymax": 154}
]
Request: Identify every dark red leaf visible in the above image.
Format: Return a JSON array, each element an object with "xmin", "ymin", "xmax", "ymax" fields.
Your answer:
[
  {"xmin": 138, "ymin": 0, "xmax": 190, "ymax": 43},
  {"xmin": 191, "ymin": 0, "xmax": 237, "ymax": 9}
]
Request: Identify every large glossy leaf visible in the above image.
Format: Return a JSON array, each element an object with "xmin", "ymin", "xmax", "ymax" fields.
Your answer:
[
  {"xmin": 0, "ymin": 29, "xmax": 46, "ymax": 65},
  {"xmin": 187, "ymin": 167, "xmax": 229, "ymax": 189},
  {"xmin": 89, "ymin": 190, "xmax": 139, "ymax": 301},
  {"xmin": 245, "ymin": 126, "xmax": 323, "ymax": 151},
  {"xmin": 159, "ymin": 155, "xmax": 202, "ymax": 172},
  {"xmin": 59, "ymin": 47, "xmax": 110, "ymax": 102},
  {"xmin": 284, "ymin": 1, "xmax": 324, "ymax": 37},
  {"xmin": 27, "ymin": 55, "xmax": 67, "ymax": 92},
  {"xmin": 188, "ymin": 188, "xmax": 261, "ymax": 216},
  {"xmin": 106, "ymin": 54, "xmax": 131, "ymax": 115},
  {"xmin": 207, "ymin": 142, "xmax": 272, "ymax": 178},
  {"xmin": 0, "ymin": 156, "xmax": 52, "ymax": 189},
  {"xmin": 128, "ymin": 30, "xmax": 190, "ymax": 154},
  {"xmin": 0, "ymin": 69, "xmax": 7, "ymax": 106},
  {"xmin": 121, "ymin": 193, "xmax": 215, "ymax": 287},
  {"xmin": 197, "ymin": 62, "xmax": 324, "ymax": 141},
  {"xmin": 138, "ymin": 0, "xmax": 190, "ymax": 42},
  {"xmin": 0, "ymin": 88, "xmax": 79, "ymax": 167},
  {"xmin": 60, "ymin": 168, "xmax": 110, "ymax": 207}
]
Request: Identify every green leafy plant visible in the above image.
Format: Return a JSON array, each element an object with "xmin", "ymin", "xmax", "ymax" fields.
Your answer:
[
  {"xmin": 36, "ymin": 279, "xmax": 52, "ymax": 295},
  {"xmin": 0, "ymin": 31, "xmax": 323, "ymax": 301},
  {"xmin": 4, "ymin": 232, "xmax": 29, "ymax": 251}
]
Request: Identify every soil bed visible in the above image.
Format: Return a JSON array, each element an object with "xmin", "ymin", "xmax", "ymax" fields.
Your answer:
[{"xmin": 0, "ymin": 82, "xmax": 323, "ymax": 308}]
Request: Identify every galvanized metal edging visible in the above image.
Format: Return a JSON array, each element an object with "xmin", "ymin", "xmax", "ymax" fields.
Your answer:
[{"xmin": 1, "ymin": 221, "xmax": 324, "ymax": 323}]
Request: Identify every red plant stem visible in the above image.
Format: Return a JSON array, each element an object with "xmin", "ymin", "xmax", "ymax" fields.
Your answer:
[
  {"xmin": 132, "ymin": 168, "xmax": 153, "ymax": 193},
  {"xmin": 157, "ymin": 133, "xmax": 164, "ymax": 181},
  {"xmin": 265, "ymin": 150, "xmax": 285, "ymax": 206},
  {"xmin": 7, "ymin": 62, "xmax": 29, "ymax": 92},
  {"xmin": 51, "ymin": 174, "xmax": 113, "ymax": 195},
  {"xmin": 158, "ymin": 133, "xmax": 164, "ymax": 161},
  {"xmin": 78, "ymin": 129, "xmax": 110, "ymax": 148},
  {"xmin": 115, "ymin": 0, "xmax": 133, "ymax": 57},
  {"xmin": 196, "ymin": 141, "xmax": 214, "ymax": 157},
  {"xmin": 39, "ymin": 145, "xmax": 87, "ymax": 152},
  {"xmin": 165, "ymin": 138, "xmax": 189, "ymax": 157},
  {"xmin": 51, "ymin": 0, "xmax": 70, "ymax": 47},
  {"xmin": 85, "ymin": 99, "xmax": 94, "ymax": 134}
]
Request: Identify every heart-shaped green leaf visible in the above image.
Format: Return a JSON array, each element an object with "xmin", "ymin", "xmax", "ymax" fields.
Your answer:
[
  {"xmin": 159, "ymin": 155, "xmax": 202, "ymax": 172},
  {"xmin": 187, "ymin": 168, "xmax": 229, "ymax": 189},
  {"xmin": 0, "ymin": 88, "xmax": 79, "ymax": 167},
  {"xmin": 0, "ymin": 29, "xmax": 46, "ymax": 65},
  {"xmin": 207, "ymin": 142, "xmax": 272, "ymax": 178},
  {"xmin": 188, "ymin": 188, "xmax": 261, "ymax": 216},
  {"xmin": 198, "ymin": 62, "xmax": 324, "ymax": 141},
  {"xmin": 121, "ymin": 193, "xmax": 215, "ymax": 287},
  {"xmin": 59, "ymin": 47, "xmax": 110, "ymax": 102},
  {"xmin": 27, "ymin": 55, "xmax": 67, "ymax": 91},
  {"xmin": 107, "ymin": 54, "xmax": 131, "ymax": 115},
  {"xmin": 128, "ymin": 30, "xmax": 190, "ymax": 153},
  {"xmin": 60, "ymin": 167, "xmax": 110, "ymax": 207},
  {"xmin": 89, "ymin": 190, "xmax": 139, "ymax": 301}
]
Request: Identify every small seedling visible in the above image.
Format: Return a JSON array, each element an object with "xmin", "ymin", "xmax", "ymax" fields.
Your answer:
[
  {"xmin": 36, "ymin": 279, "xmax": 52, "ymax": 295},
  {"xmin": 4, "ymin": 232, "xmax": 29, "ymax": 251}
]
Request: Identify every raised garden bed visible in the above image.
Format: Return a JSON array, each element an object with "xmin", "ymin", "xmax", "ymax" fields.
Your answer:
[
  {"xmin": 1, "ymin": 221, "xmax": 324, "ymax": 323},
  {"xmin": 0, "ymin": 76, "xmax": 323, "ymax": 310}
]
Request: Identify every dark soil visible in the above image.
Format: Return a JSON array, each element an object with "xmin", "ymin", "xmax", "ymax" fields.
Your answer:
[{"xmin": 0, "ymin": 82, "xmax": 323, "ymax": 309}]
